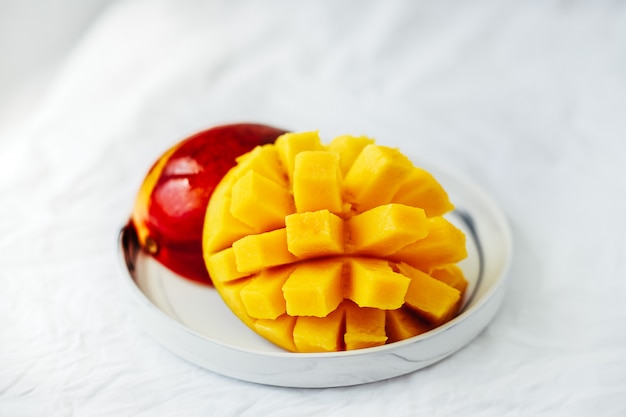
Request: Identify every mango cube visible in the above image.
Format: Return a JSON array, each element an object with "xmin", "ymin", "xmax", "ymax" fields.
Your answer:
[
  {"xmin": 230, "ymin": 170, "xmax": 294, "ymax": 232},
  {"xmin": 254, "ymin": 314, "xmax": 297, "ymax": 352},
  {"xmin": 397, "ymin": 262, "xmax": 461, "ymax": 325},
  {"xmin": 240, "ymin": 266, "xmax": 293, "ymax": 319},
  {"xmin": 293, "ymin": 151, "xmax": 343, "ymax": 214},
  {"xmin": 390, "ymin": 216, "xmax": 467, "ymax": 270},
  {"xmin": 234, "ymin": 144, "xmax": 287, "ymax": 187},
  {"xmin": 343, "ymin": 144, "xmax": 414, "ymax": 212},
  {"xmin": 285, "ymin": 210, "xmax": 344, "ymax": 258},
  {"xmin": 344, "ymin": 301, "xmax": 387, "ymax": 350},
  {"xmin": 391, "ymin": 167, "xmax": 454, "ymax": 217},
  {"xmin": 202, "ymin": 131, "xmax": 469, "ymax": 352},
  {"xmin": 385, "ymin": 308, "xmax": 433, "ymax": 343},
  {"xmin": 232, "ymin": 228, "xmax": 297, "ymax": 273},
  {"xmin": 282, "ymin": 259, "xmax": 344, "ymax": 317},
  {"xmin": 204, "ymin": 247, "xmax": 250, "ymax": 283},
  {"xmin": 274, "ymin": 131, "xmax": 324, "ymax": 182},
  {"xmin": 293, "ymin": 307, "xmax": 345, "ymax": 352},
  {"xmin": 347, "ymin": 203, "xmax": 428, "ymax": 256},
  {"xmin": 204, "ymin": 193, "xmax": 254, "ymax": 253},
  {"xmin": 327, "ymin": 135, "xmax": 375, "ymax": 176},
  {"xmin": 346, "ymin": 258, "xmax": 410, "ymax": 310},
  {"xmin": 430, "ymin": 264, "xmax": 468, "ymax": 293}
]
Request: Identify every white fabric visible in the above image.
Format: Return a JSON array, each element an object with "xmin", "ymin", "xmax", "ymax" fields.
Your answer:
[{"xmin": 1, "ymin": 0, "xmax": 625, "ymax": 415}]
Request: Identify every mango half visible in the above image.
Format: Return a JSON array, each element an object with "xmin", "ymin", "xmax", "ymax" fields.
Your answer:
[{"xmin": 202, "ymin": 131, "xmax": 467, "ymax": 352}]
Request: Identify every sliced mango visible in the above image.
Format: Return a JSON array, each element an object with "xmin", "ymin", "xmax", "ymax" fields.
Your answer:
[
  {"xmin": 385, "ymin": 308, "xmax": 433, "ymax": 343},
  {"xmin": 285, "ymin": 209, "xmax": 344, "ymax": 258},
  {"xmin": 293, "ymin": 307, "xmax": 345, "ymax": 353},
  {"xmin": 234, "ymin": 144, "xmax": 287, "ymax": 187},
  {"xmin": 282, "ymin": 259, "xmax": 344, "ymax": 317},
  {"xmin": 203, "ymin": 132, "xmax": 468, "ymax": 352},
  {"xmin": 430, "ymin": 263, "xmax": 468, "ymax": 294},
  {"xmin": 347, "ymin": 203, "xmax": 428, "ymax": 256},
  {"xmin": 275, "ymin": 131, "xmax": 324, "ymax": 182},
  {"xmin": 293, "ymin": 150, "xmax": 343, "ymax": 214},
  {"xmin": 230, "ymin": 170, "xmax": 294, "ymax": 232},
  {"xmin": 344, "ymin": 301, "xmax": 387, "ymax": 350},
  {"xmin": 254, "ymin": 314, "xmax": 297, "ymax": 352},
  {"xmin": 240, "ymin": 266, "xmax": 293, "ymax": 320},
  {"xmin": 346, "ymin": 258, "xmax": 410, "ymax": 310},
  {"xmin": 397, "ymin": 262, "xmax": 461, "ymax": 325},
  {"xmin": 390, "ymin": 216, "xmax": 467, "ymax": 270},
  {"xmin": 232, "ymin": 228, "xmax": 298, "ymax": 273},
  {"xmin": 204, "ymin": 192, "xmax": 254, "ymax": 253},
  {"xmin": 204, "ymin": 247, "xmax": 250, "ymax": 283},
  {"xmin": 391, "ymin": 167, "xmax": 454, "ymax": 217},
  {"xmin": 327, "ymin": 135, "xmax": 375, "ymax": 176},
  {"xmin": 343, "ymin": 144, "xmax": 415, "ymax": 213}
]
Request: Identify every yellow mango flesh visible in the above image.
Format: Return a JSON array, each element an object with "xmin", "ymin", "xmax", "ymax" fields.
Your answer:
[
  {"xmin": 293, "ymin": 151, "xmax": 343, "ymax": 214},
  {"xmin": 346, "ymin": 258, "xmax": 411, "ymax": 310},
  {"xmin": 282, "ymin": 259, "xmax": 344, "ymax": 317},
  {"xmin": 234, "ymin": 144, "xmax": 287, "ymax": 187},
  {"xmin": 293, "ymin": 307, "xmax": 345, "ymax": 353},
  {"xmin": 232, "ymin": 228, "xmax": 298, "ymax": 273},
  {"xmin": 397, "ymin": 262, "xmax": 462, "ymax": 326},
  {"xmin": 391, "ymin": 167, "xmax": 455, "ymax": 217},
  {"xmin": 344, "ymin": 301, "xmax": 387, "ymax": 350},
  {"xmin": 430, "ymin": 264, "xmax": 469, "ymax": 294},
  {"xmin": 240, "ymin": 266, "xmax": 293, "ymax": 320},
  {"xmin": 327, "ymin": 135, "xmax": 375, "ymax": 176},
  {"xmin": 343, "ymin": 144, "xmax": 415, "ymax": 213},
  {"xmin": 254, "ymin": 315, "xmax": 297, "ymax": 352},
  {"xmin": 203, "ymin": 131, "xmax": 467, "ymax": 352},
  {"xmin": 347, "ymin": 203, "xmax": 428, "ymax": 256},
  {"xmin": 285, "ymin": 210, "xmax": 344, "ymax": 258},
  {"xmin": 230, "ymin": 170, "xmax": 293, "ymax": 232},
  {"xmin": 385, "ymin": 308, "xmax": 433, "ymax": 343},
  {"xmin": 204, "ymin": 247, "xmax": 250, "ymax": 283},
  {"xmin": 204, "ymin": 190, "xmax": 254, "ymax": 253},
  {"xmin": 389, "ymin": 216, "xmax": 467, "ymax": 271},
  {"xmin": 275, "ymin": 131, "xmax": 323, "ymax": 182}
]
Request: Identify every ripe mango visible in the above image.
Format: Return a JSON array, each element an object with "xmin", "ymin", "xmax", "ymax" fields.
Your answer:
[{"xmin": 203, "ymin": 131, "xmax": 467, "ymax": 352}]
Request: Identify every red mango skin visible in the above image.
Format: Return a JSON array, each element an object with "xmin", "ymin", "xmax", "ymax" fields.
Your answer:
[{"xmin": 131, "ymin": 123, "xmax": 289, "ymax": 285}]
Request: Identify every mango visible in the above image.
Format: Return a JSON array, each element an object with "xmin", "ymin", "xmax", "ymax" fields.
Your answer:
[
  {"xmin": 344, "ymin": 301, "xmax": 388, "ymax": 350},
  {"xmin": 293, "ymin": 151, "xmax": 343, "ymax": 214},
  {"xmin": 327, "ymin": 134, "xmax": 375, "ymax": 176},
  {"xmin": 230, "ymin": 170, "xmax": 294, "ymax": 232},
  {"xmin": 346, "ymin": 258, "xmax": 411, "ymax": 310},
  {"xmin": 389, "ymin": 216, "xmax": 467, "ymax": 271},
  {"xmin": 346, "ymin": 203, "xmax": 428, "ymax": 256},
  {"xmin": 293, "ymin": 307, "xmax": 345, "ymax": 353},
  {"xmin": 203, "ymin": 131, "xmax": 467, "ymax": 352},
  {"xmin": 343, "ymin": 144, "xmax": 415, "ymax": 213},
  {"xmin": 391, "ymin": 167, "xmax": 455, "ymax": 217},
  {"xmin": 285, "ymin": 210, "xmax": 344, "ymax": 258},
  {"xmin": 397, "ymin": 263, "xmax": 462, "ymax": 326},
  {"xmin": 282, "ymin": 259, "xmax": 344, "ymax": 317},
  {"xmin": 239, "ymin": 266, "xmax": 295, "ymax": 320},
  {"xmin": 232, "ymin": 228, "xmax": 297, "ymax": 273},
  {"xmin": 385, "ymin": 308, "xmax": 433, "ymax": 343}
]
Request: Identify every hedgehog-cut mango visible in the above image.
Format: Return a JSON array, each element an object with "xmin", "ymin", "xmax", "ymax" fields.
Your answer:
[{"xmin": 203, "ymin": 131, "xmax": 468, "ymax": 352}]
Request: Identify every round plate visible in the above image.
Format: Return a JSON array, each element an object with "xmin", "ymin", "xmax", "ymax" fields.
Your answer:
[{"xmin": 118, "ymin": 160, "xmax": 512, "ymax": 388}]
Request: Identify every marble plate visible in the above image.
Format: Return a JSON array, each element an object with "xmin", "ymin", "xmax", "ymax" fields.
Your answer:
[{"xmin": 118, "ymin": 161, "xmax": 512, "ymax": 388}]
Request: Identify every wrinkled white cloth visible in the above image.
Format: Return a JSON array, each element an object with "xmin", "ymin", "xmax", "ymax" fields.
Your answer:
[{"xmin": 1, "ymin": 0, "xmax": 625, "ymax": 416}]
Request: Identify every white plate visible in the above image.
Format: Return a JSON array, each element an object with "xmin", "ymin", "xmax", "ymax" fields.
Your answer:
[{"xmin": 118, "ymin": 161, "xmax": 512, "ymax": 388}]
